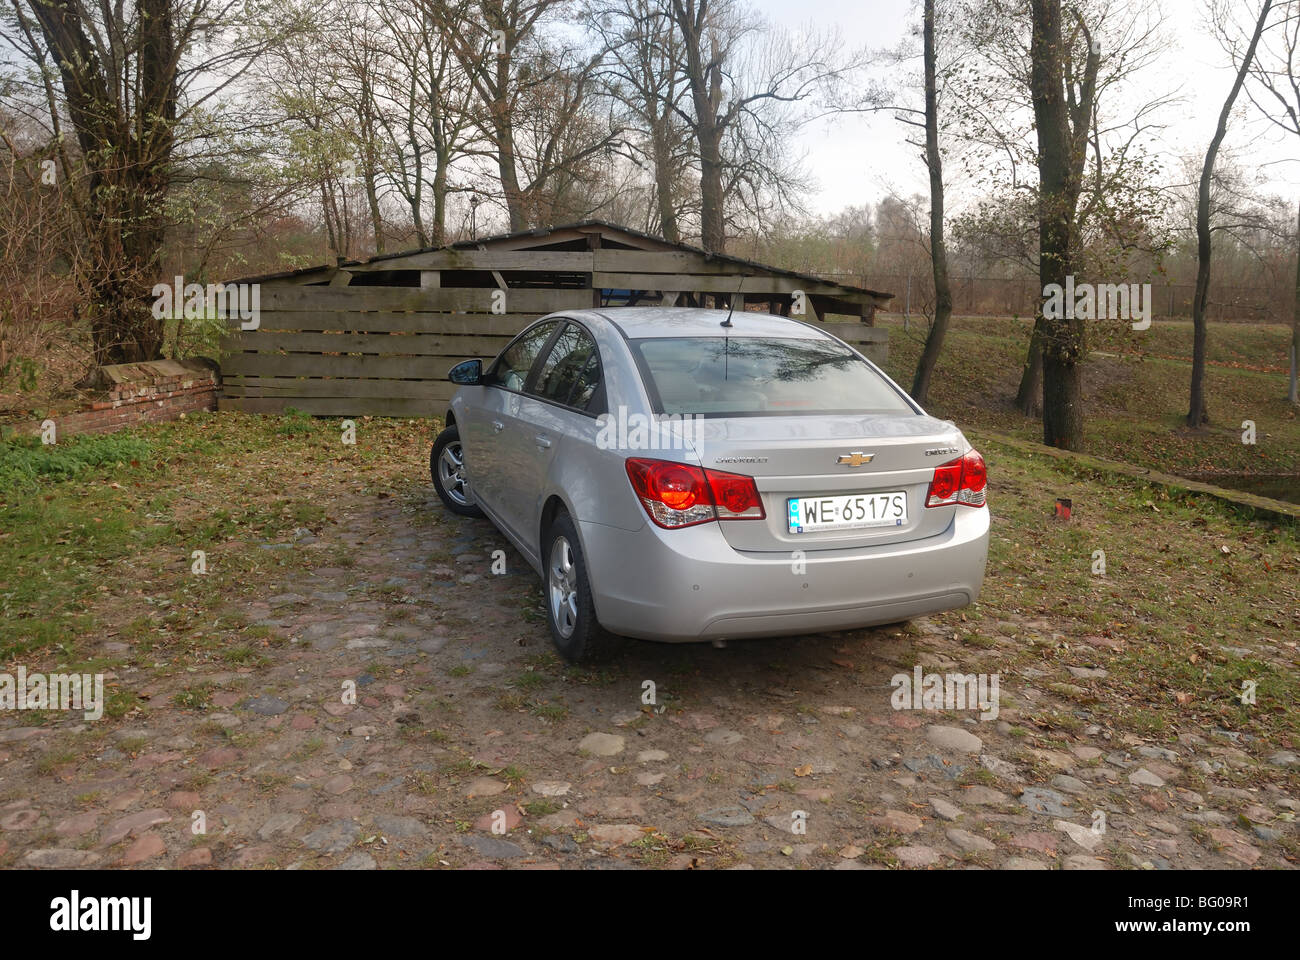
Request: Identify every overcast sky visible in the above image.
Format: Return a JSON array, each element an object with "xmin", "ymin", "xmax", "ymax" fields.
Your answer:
[{"xmin": 762, "ymin": 0, "xmax": 1300, "ymax": 217}]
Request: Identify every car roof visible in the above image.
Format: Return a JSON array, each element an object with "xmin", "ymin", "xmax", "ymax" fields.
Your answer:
[{"xmin": 568, "ymin": 307, "xmax": 831, "ymax": 340}]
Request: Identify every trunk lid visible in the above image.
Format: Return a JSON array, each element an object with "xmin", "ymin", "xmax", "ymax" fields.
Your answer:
[{"xmin": 682, "ymin": 413, "xmax": 966, "ymax": 552}]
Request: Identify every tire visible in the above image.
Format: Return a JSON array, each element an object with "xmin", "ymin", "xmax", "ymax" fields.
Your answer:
[
  {"xmin": 543, "ymin": 511, "xmax": 617, "ymax": 662},
  {"xmin": 431, "ymin": 424, "xmax": 483, "ymax": 518}
]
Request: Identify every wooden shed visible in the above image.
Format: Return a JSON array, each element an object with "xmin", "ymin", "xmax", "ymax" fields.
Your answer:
[{"xmin": 219, "ymin": 220, "xmax": 892, "ymax": 417}]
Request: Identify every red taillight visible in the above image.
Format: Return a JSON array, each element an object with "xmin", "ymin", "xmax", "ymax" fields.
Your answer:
[
  {"xmin": 925, "ymin": 449, "xmax": 987, "ymax": 508},
  {"xmin": 706, "ymin": 470, "xmax": 764, "ymax": 519},
  {"xmin": 626, "ymin": 458, "xmax": 765, "ymax": 528},
  {"xmin": 928, "ymin": 461, "xmax": 962, "ymax": 504},
  {"xmin": 650, "ymin": 461, "xmax": 704, "ymax": 511}
]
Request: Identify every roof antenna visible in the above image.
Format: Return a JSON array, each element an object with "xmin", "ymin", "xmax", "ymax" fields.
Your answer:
[{"xmin": 720, "ymin": 274, "xmax": 747, "ymax": 328}]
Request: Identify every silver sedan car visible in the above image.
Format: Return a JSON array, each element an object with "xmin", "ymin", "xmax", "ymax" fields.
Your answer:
[{"xmin": 431, "ymin": 307, "xmax": 988, "ymax": 661}]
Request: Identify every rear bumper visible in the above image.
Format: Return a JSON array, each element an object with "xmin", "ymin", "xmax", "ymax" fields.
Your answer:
[{"xmin": 578, "ymin": 507, "xmax": 989, "ymax": 642}]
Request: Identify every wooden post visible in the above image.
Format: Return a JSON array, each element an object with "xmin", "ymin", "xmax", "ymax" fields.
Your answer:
[
  {"xmin": 586, "ymin": 230, "xmax": 602, "ymax": 308},
  {"xmin": 476, "ymin": 244, "xmax": 507, "ymax": 292}
]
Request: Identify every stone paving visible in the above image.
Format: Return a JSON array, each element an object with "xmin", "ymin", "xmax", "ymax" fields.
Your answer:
[{"xmin": 1, "ymin": 488, "xmax": 1295, "ymax": 869}]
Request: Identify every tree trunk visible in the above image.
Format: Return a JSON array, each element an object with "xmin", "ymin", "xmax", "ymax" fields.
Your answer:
[
  {"xmin": 493, "ymin": 52, "xmax": 526, "ymax": 231},
  {"xmin": 365, "ymin": 168, "xmax": 384, "ymax": 254},
  {"xmin": 1041, "ymin": 310, "xmax": 1085, "ymax": 449},
  {"xmin": 1030, "ymin": 0, "xmax": 1083, "ymax": 450},
  {"xmin": 1014, "ymin": 320, "xmax": 1044, "ymax": 416},
  {"xmin": 650, "ymin": 114, "xmax": 680, "ymax": 243},
  {"xmin": 321, "ymin": 178, "xmax": 341, "ymax": 259},
  {"xmin": 31, "ymin": 0, "xmax": 175, "ymax": 365},
  {"xmin": 1016, "ymin": 6, "xmax": 1096, "ymax": 424},
  {"xmin": 910, "ymin": 0, "xmax": 952, "ymax": 406},
  {"xmin": 698, "ymin": 130, "xmax": 726, "ymax": 252},
  {"xmin": 81, "ymin": 154, "xmax": 168, "ymax": 364},
  {"xmin": 359, "ymin": 74, "xmax": 384, "ymax": 254},
  {"xmin": 408, "ymin": 113, "xmax": 428, "ymax": 247},
  {"xmin": 431, "ymin": 157, "xmax": 448, "ymax": 248},
  {"xmin": 1292, "ymin": 199, "xmax": 1299, "ymax": 405},
  {"xmin": 1189, "ymin": 0, "xmax": 1273, "ymax": 427},
  {"xmin": 496, "ymin": 127, "xmax": 526, "ymax": 231},
  {"xmin": 677, "ymin": 3, "xmax": 727, "ymax": 253}
]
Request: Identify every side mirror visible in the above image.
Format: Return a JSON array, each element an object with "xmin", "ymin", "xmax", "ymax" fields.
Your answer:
[{"xmin": 448, "ymin": 359, "xmax": 482, "ymax": 385}]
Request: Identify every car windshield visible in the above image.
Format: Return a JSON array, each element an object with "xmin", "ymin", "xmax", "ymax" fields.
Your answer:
[{"xmin": 629, "ymin": 336, "xmax": 915, "ymax": 417}]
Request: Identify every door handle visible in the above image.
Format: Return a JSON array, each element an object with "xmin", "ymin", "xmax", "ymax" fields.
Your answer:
[
  {"xmin": 492, "ymin": 420, "xmax": 504, "ymax": 433},
  {"xmin": 535, "ymin": 435, "xmax": 552, "ymax": 449}
]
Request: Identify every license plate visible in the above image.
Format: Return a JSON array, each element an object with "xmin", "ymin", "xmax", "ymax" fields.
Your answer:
[{"xmin": 787, "ymin": 492, "xmax": 907, "ymax": 533}]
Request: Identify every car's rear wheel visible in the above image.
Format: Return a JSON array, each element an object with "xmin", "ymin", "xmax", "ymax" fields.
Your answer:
[
  {"xmin": 543, "ymin": 512, "xmax": 616, "ymax": 662},
  {"xmin": 431, "ymin": 425, "xmax": 483, "ymax": 518}
]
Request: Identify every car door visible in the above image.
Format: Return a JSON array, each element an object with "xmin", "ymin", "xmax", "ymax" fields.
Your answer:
[
  {"xmin": 499, "ymin": 321, "xmax": 605, "ymax": 548},
  {"xmin": 472, "ymin": 319, "xmax": 562, "ymax": 517}
]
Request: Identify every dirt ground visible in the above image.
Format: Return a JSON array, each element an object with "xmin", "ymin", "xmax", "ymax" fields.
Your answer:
[{"xmin": 2, "ymin": 465, "xmax": 1295, "ymax": 870}]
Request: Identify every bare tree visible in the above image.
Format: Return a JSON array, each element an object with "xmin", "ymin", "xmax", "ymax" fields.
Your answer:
[
  {"xmin": 1028, "ymin": 0, "xmax": 1098, "ymax": 449},
  {"xmin": 366, "ymin": 2, "xmax": 480, "ymax": 247},
  {"xmin": 1238, "ymin": 0, "xmax": 1300, "ymax": 405},
  {"xmin": 0, "ymin": 0, "xmax": 288, "ymax": 365},
  {"xmin": 1187, "ymin": 0, "xmax": 1274, "ymax": 426},
  {"xmin": 664, "ymin": 0, "xmax": 860, "ymax": 252},
  {"xmin": 1020, "ymin": 1, "xmax": 1097, "ymax": 426},
  {"xmin": 510, "ymin": 43, "xmax": 629, "ymax": 223},
  {"xmin": 0, "ymin": 113, "xmax": 90, "ymax": 398},
  {"xmin": 910, "ymin": 0, "xmax": 955, "ymax": 404},
  {"xmin": 261, "ymin": 17, "xmax": 362, "ymax": 259},
  {"xmin": 717, "ymin": 54, "xmax": 815, "ymax": 238},
  {"xmin": 947, "ymin": 0, "xmax": 1169, "ymax": 417},
  {"xmin": 432, "ymin": 0, "xmax": 622, "ymax": 232},
  {"xmin": 328, "ymin": 3, "xmax": 392, "ymax": 252},
  {"xmin": 588, "ymin": 0, "xmax": 693, "ymax": 241}
]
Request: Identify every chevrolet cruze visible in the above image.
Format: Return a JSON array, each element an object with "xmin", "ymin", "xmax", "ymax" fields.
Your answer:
[{"xmin": 431, "ymin": 308, "xmax": 989, "ymax": 661}]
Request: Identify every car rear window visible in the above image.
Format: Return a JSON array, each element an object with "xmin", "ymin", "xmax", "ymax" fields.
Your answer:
[{"xmin": 629, "ymin": 336, "xmax": 915, "ymax": 417}]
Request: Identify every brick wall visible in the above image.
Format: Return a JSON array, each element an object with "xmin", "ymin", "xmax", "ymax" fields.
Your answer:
[{"xmin": 9, "ymin": 359, "xmax": 219, "ymax": 439}]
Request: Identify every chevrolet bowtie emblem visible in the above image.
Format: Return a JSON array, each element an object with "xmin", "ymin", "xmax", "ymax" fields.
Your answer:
[{"xmin": 836, "ymin": 452, "xmax": 874, "ymax": 467}]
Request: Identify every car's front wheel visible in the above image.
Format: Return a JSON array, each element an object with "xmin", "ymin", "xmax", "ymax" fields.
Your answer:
[
  {"xmin": 430, "ymin": 424, "xmax": 483, "ymax": 518},
  {"xmin": 543, "ymin": 512, "xmax": 617, "ymax": 662}
]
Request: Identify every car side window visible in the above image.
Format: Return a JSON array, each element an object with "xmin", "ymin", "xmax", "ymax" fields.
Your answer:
[
  {"xmin": 486, "ymin": 321, "xmax": 559, "ymax": 392},
  {"xmin": 532, "ymin": 323, "xmax": 603, "ymax": 412}
]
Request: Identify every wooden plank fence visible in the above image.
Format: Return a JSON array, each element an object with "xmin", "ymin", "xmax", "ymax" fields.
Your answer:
[
  {"xmin": 219, "ymin": 287, "xmax": 590, "ymax": 416},
  {"xmin": 220, "ymin": 297, "xmax": 887, "ymax": 418},
  {"xmin": 219, "ymin": 223, "xmax": 891, "ymax": 417}
]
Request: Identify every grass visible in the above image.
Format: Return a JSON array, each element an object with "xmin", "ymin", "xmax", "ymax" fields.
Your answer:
[
  {"xmin": 171, "ymin": 685, "xmax": 213, "ymax": 711},
  {"xmin": 966, "ymin": 432, "xmax": 1300, "ymax": 747},
  {"xmin": 880, "ymin": 314, "xmax": 1299, "ymax": 480},
  {"xmin": 0, "ymin": 431, "xmax": 153, "ymax": 487},
  {"xmin": 0, "ymin": 410, "xmax": 433, "ymax": 664}
]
